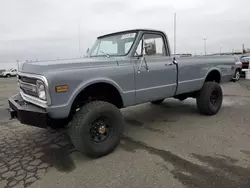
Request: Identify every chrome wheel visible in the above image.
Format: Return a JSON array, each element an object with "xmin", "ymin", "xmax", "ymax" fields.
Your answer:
[{"xmin": 235, "ymin": 70, "xmax": 240, "ymax": 81}]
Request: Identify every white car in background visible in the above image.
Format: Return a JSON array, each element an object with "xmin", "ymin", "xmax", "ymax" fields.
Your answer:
[{"xmin": 1, "ymin": 69, "xmax": 17, "ymax": 78}]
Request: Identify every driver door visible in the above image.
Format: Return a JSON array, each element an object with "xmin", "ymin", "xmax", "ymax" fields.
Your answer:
[{"xmin": 133, "ymin": 33, "xmax": 177, "ymax": 104}]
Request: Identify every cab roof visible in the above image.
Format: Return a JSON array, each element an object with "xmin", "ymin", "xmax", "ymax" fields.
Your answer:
[{"xmin": 98, "ymin": 29, "xmax": 166, "ymax": 39}]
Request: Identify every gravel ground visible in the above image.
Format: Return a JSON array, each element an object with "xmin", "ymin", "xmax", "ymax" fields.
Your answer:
[{"xmin": 1, "ymin": 78, "xmax": 250, "ymax": 188}]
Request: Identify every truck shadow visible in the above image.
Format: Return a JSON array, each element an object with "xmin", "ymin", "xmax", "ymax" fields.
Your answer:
[
  {"xmin": 120, "ymin": 136, "xmax": 250, "ymax": 188},
  {"xmin": 123, "ymin": 98, "xmax": 234, "ymax": 134},
  {"xmin": 123, "ymin": 99, "xmax": 200, "ymax": 133}
]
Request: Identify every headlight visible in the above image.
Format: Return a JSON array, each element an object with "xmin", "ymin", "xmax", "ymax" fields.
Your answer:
[{"xmin": 36, "ymin": 80, "xmax": 47, "ymax": 100}]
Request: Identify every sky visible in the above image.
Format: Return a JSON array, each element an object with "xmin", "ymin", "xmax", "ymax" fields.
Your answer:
[{"xmin": 0, "ymin": 0, "xmax": 250, "ymax": 64}]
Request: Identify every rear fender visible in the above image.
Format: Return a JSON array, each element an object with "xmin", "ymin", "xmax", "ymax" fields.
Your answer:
[{"xmin": 203, "ymin": 67, "xmax": 222, "ymax": 84}]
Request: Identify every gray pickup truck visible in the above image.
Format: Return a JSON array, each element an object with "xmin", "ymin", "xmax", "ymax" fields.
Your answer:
[{"xmin": 9, "ymin": 29, "xmax": 235, "ymax": 158}]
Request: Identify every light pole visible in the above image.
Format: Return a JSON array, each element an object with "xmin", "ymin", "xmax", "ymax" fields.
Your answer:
[
  {"xmin": 220, "ymin": 45, "xmax": 222, "ymax": 54},
  {"xmin": 203, "ymin": 38, "xmax": 207, "ymax": 55},
  {"xmin": 174, "ymin": 13, "xmax": 176, "ymax": 55},
  {"xmin": 78, "ymin": 24, "xmax": 81, "ymax": 54}
]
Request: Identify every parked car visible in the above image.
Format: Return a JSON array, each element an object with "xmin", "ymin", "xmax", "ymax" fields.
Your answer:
[
  {"xmin": 9, "ymin": 29, "xmax": 235, "ymax": 158},
  {"xmin": 240, "ymin": 55, "xmax": 250, "ymax": 69},
  {"xmin": 1, "ymin": 69, "xmax": 17, "ymax": 77}
]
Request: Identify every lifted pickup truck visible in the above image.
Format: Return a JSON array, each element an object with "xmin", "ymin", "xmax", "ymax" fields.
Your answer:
[{"xmin": 9, "ymin": 29, "xmax": 235, "ymax": 158}]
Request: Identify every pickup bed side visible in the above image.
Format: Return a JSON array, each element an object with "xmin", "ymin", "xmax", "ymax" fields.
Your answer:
[{"xmin": 176, "ymin": 55, "xmax": 234, "ymax": 95}]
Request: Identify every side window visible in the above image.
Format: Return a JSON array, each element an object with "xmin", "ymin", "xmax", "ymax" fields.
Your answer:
[
  {"xmin": 144, "ymin": 34, "xmax": 166, "ymax": 56},
  {"xmin": 135, "ymin": 33, "xmax": 167, "ymax": 56}
]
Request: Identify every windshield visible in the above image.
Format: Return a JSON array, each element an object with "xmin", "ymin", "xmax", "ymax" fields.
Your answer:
[{"xmin": 89, "ymin": 32, "xmax": 137, "ymax": 57}]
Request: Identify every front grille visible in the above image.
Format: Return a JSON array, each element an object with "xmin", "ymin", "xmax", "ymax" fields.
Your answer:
[
  {"xmin": 21, "ymin": 88, "xmax": 38, "ymax": 97},
  {"xmin": 18, "ymin": 76, "xmax": 38, "ymax": 97},
  {"xmin": 18, "ymin": 75, "xmax": 37, "ymax": 84}
]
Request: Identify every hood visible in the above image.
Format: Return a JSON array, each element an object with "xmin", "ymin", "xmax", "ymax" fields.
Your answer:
[{"xmin": 19, "ymin": 57, "xmax": 120, "ymax": 75}]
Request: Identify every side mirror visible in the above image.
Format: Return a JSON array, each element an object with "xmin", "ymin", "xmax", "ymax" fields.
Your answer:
[
  {"xmin": 144, "ymin": 42, "xmax": 156, "ymax": 56},
  {"xmin": 134, "ymin": 45, "xmax": 150, "ymax": 58},
  {"xmin": 173, "ymin": 56, "xmax": 177, "ymax": 64},
  {"xmin": 135, "ymin": 44, "xmax": 151, "ymax": 57},
  {"xmin": 144, "ymin": 43, "xmax": 152, "ymax": 49},
  {"xmin": 144, "ymin": 43, "xmax": 154, "ymax": 52}
]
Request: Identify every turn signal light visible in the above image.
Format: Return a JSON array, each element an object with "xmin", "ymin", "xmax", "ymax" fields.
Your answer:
[{"xmin": 56, "ymin": 85, "xmax": 68, "ymax": 93}]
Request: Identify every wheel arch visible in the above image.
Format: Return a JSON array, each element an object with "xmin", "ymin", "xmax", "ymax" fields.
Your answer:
[
  {"xmin": 204, "ymin": 68, "xmax": 222, "ymax": 84},
  {"xmin": 235, "ymin": 67, "xmax": 242, "ymax": 72},
  {"xmin": 70, "ymin": 78, "xmax": 124, "ymax": 113}
]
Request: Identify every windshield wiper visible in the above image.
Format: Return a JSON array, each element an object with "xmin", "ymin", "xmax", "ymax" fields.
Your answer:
[{"xmin": 99, "ymin": 51, "xmax": 110, "ymax": 58}]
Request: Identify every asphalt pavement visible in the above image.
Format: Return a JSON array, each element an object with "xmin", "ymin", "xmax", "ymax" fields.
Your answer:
[{"xmin": 1, "ymin": 77, "xmax": 250, "ymax": 188}]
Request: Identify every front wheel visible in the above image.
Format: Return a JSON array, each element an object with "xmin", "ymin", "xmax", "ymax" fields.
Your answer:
[
  {"xmin": 196, "ymin": 82, "xmax": 223, "ymax": 116},
  {"xmin": 68, "ymin": 101, "xmax": 124, "ymax": 158}
]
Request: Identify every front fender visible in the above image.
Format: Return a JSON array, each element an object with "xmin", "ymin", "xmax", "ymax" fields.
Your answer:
[
  {"xmin": 69, "ymin": 77, "xmax": 124, "ymax": 107},
  {"xmin": 46, "ymin": 78, "xmax": 124, "ymax": 119}
]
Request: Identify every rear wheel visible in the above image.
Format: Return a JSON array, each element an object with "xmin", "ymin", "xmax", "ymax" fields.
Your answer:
[
  {"xmin": 6, "ymin": 74, "xmax": 11, "ymax": 78},
  {"xmin": 68, "ymin": 101, "xmax": 124, "ymax": 158},
  {"xmin": 196, "ymin": 82, "xmax": 223, "ymax": 115},
  {"xmin": 151, "ymin": 99, "xmax": 164, "ymax": 105}
]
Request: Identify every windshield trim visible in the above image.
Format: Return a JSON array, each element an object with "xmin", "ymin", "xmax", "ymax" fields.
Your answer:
[{"xmin": 89, "ymin": 31, "xmax": 138, "ymax": 57}]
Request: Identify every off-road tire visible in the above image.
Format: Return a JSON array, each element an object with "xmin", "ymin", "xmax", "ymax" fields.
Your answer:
[
  {"xmin": 68, "ymin": 101, "xmax": 124, "ymax": 158},
  {"xmin": 196, "ymin": 82, "xmax": 223, "ymax": 115},
  {"xmin": 151, "ymin": 99, "xmax": 164, "ymax": 105}
]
